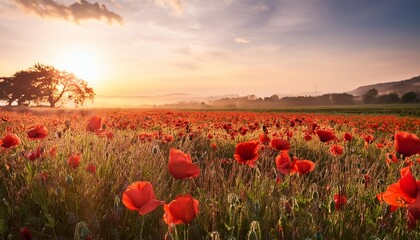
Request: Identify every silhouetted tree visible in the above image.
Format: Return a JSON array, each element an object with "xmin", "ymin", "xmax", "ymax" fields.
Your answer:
[
  {"xmin": 331, "ymin": 93, "xmax": 355, "ymax": 105},
  {"xmin": 0, "ymin": 70, "xmax": 45, "ymax": 106},
  {"xmin": 378, "ymin": 93, "xmax": 400, "ymax": 104},
  {"xmin": 0, "ymin": 63, "xmax": 95, "ymax": 107},
  {"xmin": 401, "ymin": 91, "xmax": 417, "ymax": 103},
  {"xmin": 31, "ymin": 63, "xmax": 95, "ymax": 107},
  {"xmin": 270, "ymin": 94, "xmax": 280, "ymax": 101},
  {"xmin": 363, "ymin": 88, "xmax": 378, "ymax": 104}
]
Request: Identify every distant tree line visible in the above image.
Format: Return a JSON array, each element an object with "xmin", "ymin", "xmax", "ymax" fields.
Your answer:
[
  {"xmin": 362, "ymin": 88, "xmax": 418, "ymax": 104},
  {"xmin": 204, "ymin": 89, "xmax": 419, "ymax": 108},
  {"xmin": 0, "ymin": 63, "xmax": 95, "ymax": 107}
]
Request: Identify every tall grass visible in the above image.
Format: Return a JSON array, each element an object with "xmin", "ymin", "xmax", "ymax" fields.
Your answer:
[{"xmin": 0, "ymin": 108, "xmax": 419, "ymax": 239}]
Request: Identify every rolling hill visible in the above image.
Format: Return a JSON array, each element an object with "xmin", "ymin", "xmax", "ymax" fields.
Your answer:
[{"xmin": 348, "ymin": 76, "xmax": 420, "ymax": 96}]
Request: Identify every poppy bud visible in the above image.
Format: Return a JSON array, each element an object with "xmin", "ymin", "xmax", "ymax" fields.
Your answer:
[
  {"xmin": 312, "ymin": 191, "xmax": 318, "ymax": 199},
  {"xmin": 66, "ymin": 175, "xmax": 73, "ymax": 185},
  {"xmin": 56, "ymin": 187, "xmax": 62, "ymax": 196},
  {"xmin": 64, "ymin": 120, "xmax": 71, "ymax": 129},
  {"xmin": 209, "ymin": 231, "xmax": 220, "ymax": 240},
  {"xmin": 19, "ymin": 227, "xmax": 32, "ymax": 240},
  {"xmin": 247, "ymin": 230, "xmax": 258, "ymax": 240},
  {"xmin": 329, "ymin": 200, "xmax": 335, "ymax": 212},
  {"xmin": 285, "ymin": 202, "xmax": 292, "ymax": 215},
  {"xmin": 247, "ymin": 221, "xmax": 261, "ymax": 240}
]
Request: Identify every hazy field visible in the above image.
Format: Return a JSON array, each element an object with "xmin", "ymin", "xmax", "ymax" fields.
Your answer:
[{"xmin": 0, "ymin": 108, "xmax": 419, "ymax": 239}]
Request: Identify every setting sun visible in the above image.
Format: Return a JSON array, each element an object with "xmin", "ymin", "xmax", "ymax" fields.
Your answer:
[{"xmin": 54, "ymin": 47, "xmax": 104, "ymax": 88}]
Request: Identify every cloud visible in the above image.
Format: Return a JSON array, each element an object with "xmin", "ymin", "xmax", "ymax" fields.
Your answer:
[
  {"xmin": 154, "ymin": 0, "xmax": 184, "ymax": 16},
  {"xmin": 12, "ymin": 0, "xmax": 123, "ymax": 25},
  {"xmin": 235, "ymin": 37, "xmax": 251, "ymax": 44}
]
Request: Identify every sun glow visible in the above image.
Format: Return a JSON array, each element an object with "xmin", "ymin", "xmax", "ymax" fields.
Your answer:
[{"xmin": 54, "ymin": 47, "xmax": 104, "ymax": 88}]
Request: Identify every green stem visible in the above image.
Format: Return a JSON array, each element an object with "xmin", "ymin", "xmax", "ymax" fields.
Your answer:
[
  {"xmin": 184, "ymin": 224, "xmax": 189, "ymax": 240},
  {"xmin": 140, "ymin": 215, "xmax": 145, "ymax": 239}
]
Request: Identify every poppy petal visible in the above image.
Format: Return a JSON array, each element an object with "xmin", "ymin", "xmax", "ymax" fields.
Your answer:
[{"xmin": 399, "ymin": 167, "xmax": 418, "ymax": 199}]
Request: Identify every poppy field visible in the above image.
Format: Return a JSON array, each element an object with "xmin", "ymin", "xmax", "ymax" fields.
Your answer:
[{"xmin": 1, "ymin": 108, "xmax": 420, "ymax": 239}]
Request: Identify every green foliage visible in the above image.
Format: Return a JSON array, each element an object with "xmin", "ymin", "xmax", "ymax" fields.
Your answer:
[
  {"xmin": 0, "ymin": 109, "xmax": 419, "ymax": 239},
  {"xmin": 401, "ymin": 91, "xmax": 418, "ymax": 103},
  {"xmin": 363, "ymin": 88, "xmax": 379, "ymax": 104},
  {"xmin": 0, "ymin": 63, "xmax": 95, "ymax": 107}
]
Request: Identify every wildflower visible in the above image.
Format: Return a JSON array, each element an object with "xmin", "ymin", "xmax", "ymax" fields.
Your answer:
[
  {"xmin": 315, "ymin": 129, "xmax": 336, "ymax": 143},
  {"xmin": 343, "ymin": 132, "xmax": 353, "ymax": 142},
  {"xmin": 122, "ymin": 181, "xmax": 164, "ymax": 215},
  {"xmin": 168, "ymin": 148, "xmax": 200, "ymax": 179},
  {"xmin": 86, "ymin": 116, "xmax": 103, "ymax": 132},
  {"xmin": 294, "ymin": 160, "xmax": 316, "ymax": 175},
  {"xmin": 68, "ymin": 154, "xmax": 81, "ymax": 169},
  {"xmin": 378, "ymin": 166, "xmax": 420, "ymax": 227},
  {"xmin": 19, "ymin": 227, "xmax": 32, "ymax": 240},
  {"xmin": 334, "ymin": 194, "xmax": 347, "ymax": 210},
  {"xmin": 163, "ymin": 194, "xmax": 199, "ymax": 225},
  {"xmin": 363, "ymin": 134, "xmax": 374, "ymax": 147},
  {"xmin": 330, "ymin": 144, "xmax": 343, "ymax": 156},
  {"xmin": 86, "ymin": 163, "xmax": 96, "ymax": 174},
  {"xmin": 379, "ymin": 167, "xmax": 417, "ymax": 207},
  {"xmin": 275, "ymin": 152, "xmax": 295, "ymax": 175},
  {"xmin": 385, "ymin": 153, "xmax": 399, "ymax": 167},
  {"xmin": 259, "ymin": 133, "xmax": 270, "ymax": 144},
  {"xmin": 234, "ymin": 140, "xmax": 260, "ymax": 168},
  {"xmin": 24, "ymin": 147, "xmax": 43, "ymax": 161},
  {"xmin": 275, "ymin": 152, "xmax": 315, "ymax": 175},
  {"xmin": 270, "ymin": 138, "xmax": 290, "ymax": 152},
  {"xmin": 1, "ymin": 133, "xmax": 21, "ymax": 148},
  {"xmin": 395, "ymin": 131, "xmax": 420, "ymax": 157},
  {"xmin": 27, "ymin": 124, "xmax": 48, "ymax": 140}
]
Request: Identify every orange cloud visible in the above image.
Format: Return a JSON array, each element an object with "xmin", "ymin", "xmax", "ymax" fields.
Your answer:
[{"xmin": 13, "ymin": 0, "xmax": 123, "ymax": 25}]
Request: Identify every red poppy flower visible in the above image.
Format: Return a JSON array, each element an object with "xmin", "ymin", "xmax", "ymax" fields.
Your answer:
[
  {"xmin": 343, "ymin": 132, "xmax": 353, "ymax": 142},
  {"xmin": 385, "ymin": 153, "xmax": 399, "ymax": 167},
  {"xmin": 270, "ymin": 138, "xmax": 290, "ymax": 151},
  {"xmin": 1, "ymin": 133, "xmax": 21, "ymax": 148},
  {"xmin": 86, "ymin": 116, "xmax": 103, "ymax": 132},
  {"xmin": 275, "ymin": 152, "xmax": 295, "ymax": 175},
  {"xmin": 315, "ymin": 129, "xmax": 336, "ymax": 143},
  {"xmin": 68, "ymin": 154, "xmax": 81, "ymax": 169},
  {"xmin": 40, "ymin": 172, "xmax": 49, "ymax": 182},
  {"xmin": 395, "ymin": 131, "xmax": 420, "ymax": 157},
  {"xmin": 259, "ymin": 133, "xmax": 270, "ymax": 144},
  {"xmin": 304, "ymin": 133, "xmax": 312, "ymax": 141},
  {"xmin": 163, "ymin": 194, "xmax": 199, "ymax": 225},
  {"xmin": 330, "ymin": 144, "xmax": 343, "ymax": 156},
  {"xmin": 168, "ymin": 148, "xmax": 200, "ymax": 179},
  {"xmin": 294, "ymin": 160, "xmax": 315, "ymax": 175},
  {"xmin": 378, "ymin": 167, "xmax": 420, "ymax": 226},
  {"xmin": 122, "ymin": 181, "xmax": 164, "ymax": 215},
  {"xmin": 27, "ymin": 124, "xmax": 48, "ymax": 140},
  {"xmin": 49, "ymin": 146, "xmax": 57, "ymax": 157},
  {"xmin": 275, "ymin": 152, "xmax": 315, "ymax": 175},
  {"xmin": 19, "ymin": 227, "xmax": 32, "ymax": 240},
  {"xmin": 334, "ymin": 193, "xmax": 347, "ymax": 210},
  {"xmin": 380, "ymin": 167, "xmax": 418, "ymax": 208},
  {"xmin": 211, "ymin": 143, "xmax": 217, "ymax": 150},
  {"xmin": 24, "ymin": 147, "xmax": 43, "ymax": 161},
  {"xmin": 234, "ymin": 140, "xmax": 260, "ymax": 168},
  {"xmin": 363, "ymin": 134, "xmax": 374, "ymax": 146},
  {"xmin": 86, "ymin": 163, "xmax": 96, "ymax": 174}
]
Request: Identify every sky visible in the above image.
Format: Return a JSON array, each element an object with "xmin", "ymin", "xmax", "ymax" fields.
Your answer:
[{"xmin": 1, "ymin": 0, "xmax": 420, "ymax": 104}]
